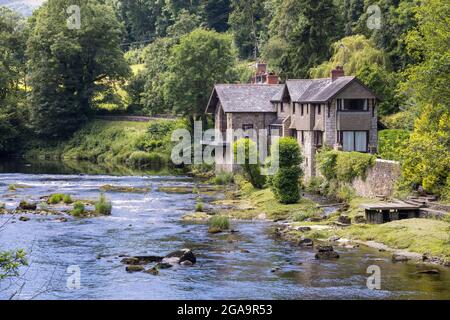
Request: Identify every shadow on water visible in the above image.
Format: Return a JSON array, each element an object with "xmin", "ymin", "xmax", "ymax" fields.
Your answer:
[{"xmin": 0, "ymin": 159, "xmax": 449, "ymax": 300}]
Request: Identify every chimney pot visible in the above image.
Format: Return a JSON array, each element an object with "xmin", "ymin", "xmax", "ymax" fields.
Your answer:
[{"xmin": 331, "ymin": 66, "xmax": 345, "ymax": 81}]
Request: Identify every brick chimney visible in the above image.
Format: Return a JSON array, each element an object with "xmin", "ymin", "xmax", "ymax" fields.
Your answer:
[
  {"xmin": 256, "ymin": 63, "xmax": 267, "ymax": 75},
  {"xmin": 331, "ymin": 66, "xmax": 345, "ymax": 81},
  {"xmin": 266, "ymin": 73, "xmax": 279, "ymax": 85}
]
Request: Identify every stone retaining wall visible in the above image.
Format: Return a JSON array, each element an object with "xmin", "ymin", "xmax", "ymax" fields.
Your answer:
[{"xmin": 352, "ymin": 159, "xmax": 401, "ymax": 197}]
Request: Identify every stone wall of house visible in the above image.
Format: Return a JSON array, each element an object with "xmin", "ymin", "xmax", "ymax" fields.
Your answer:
[{"xmin": 351, "ymin": 159, "xmax": 401, "ymax": 197}]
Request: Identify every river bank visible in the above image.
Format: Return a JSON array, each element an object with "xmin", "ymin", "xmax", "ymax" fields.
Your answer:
[{"xmin": 211, "ymin": 177, "xmax": 450, "ymax": 267}]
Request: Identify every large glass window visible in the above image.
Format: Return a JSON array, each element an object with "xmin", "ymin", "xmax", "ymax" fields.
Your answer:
[
  {"xmin": 338, "ymin": 99, "xmax": 368, "ymax": 111},
  {"xmin": 342, "ymin": 131, "xmax": 367, "ymax": 152}
]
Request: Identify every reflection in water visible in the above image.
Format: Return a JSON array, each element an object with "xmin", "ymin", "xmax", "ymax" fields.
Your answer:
[{"xmin": 0, "ymin": 160, "xmax": 449, "ymax": 300}]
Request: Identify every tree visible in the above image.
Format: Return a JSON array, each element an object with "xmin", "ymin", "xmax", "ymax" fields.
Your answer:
[
  {"xmin": 27, "ymin": 0, "xmax": 130, "ymax": 138},
  {"xmin": 354, "ymin": 0, "xmax": 418, "ymax": 71},
  {"xmin": 229, "ymin": 0, "xmax": 269, "ymax": 59},
  {"xmin": 400, "ymin": 0, "xmax": 450, "ymax": 108},
  {"xmin": 164, "ymin": 28, "xmax": 237, "ymax": 124},
  {"xmin": 0, "ymin": 7, "xmax": 28, "ymax": 155},
  {"xmin": 264, "ymin": 0, "xmax": 342, "ymax": 78},
  {"xmin": 309, "ymin": 35, "xmax": 399, "ymax": 116},
  {"xmin": 234, "ymin": 138, "xmax": 266, "ymax": 189},
  {"xmin": 140, "ymin": 37, "xmax": 177, "ymax": 115},
  {"xmin": 270, "ymin": 137, "xmax": 303, "ymax": 204},
  {"xmin": 203, "ymin": 0, "xmax": 231, "ymax": 32},
  {"xmin": 339, "ymin": 0, "xmax": 365, "ymax": 36},
  {"xmin": 399, "ymin": 104, "xmax": 450, "ymax": 199}
]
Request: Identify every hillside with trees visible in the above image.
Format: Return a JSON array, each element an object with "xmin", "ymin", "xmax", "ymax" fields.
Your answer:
[{"xmin": 0, "ymin": 0, "xmax": 448, "ymax": 200}]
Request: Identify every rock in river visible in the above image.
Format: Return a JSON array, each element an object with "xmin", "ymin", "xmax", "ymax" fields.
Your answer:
[
  {"xmin": 162, "ymin": 249, "xmax": 196, "ymax": 265},
  {"xmin": 121, "ymin": 256, "xmax": 163, "ymax": 265},
  {"xmin": 392, "ymin": 254, "xmax": 410, "ymax": 263},
  {"xmin": 298, "ymin": 237, "xmax": 314, "ymax": 247},
  {"xmin": 315, "ymin": 245, "xmax": 340, "ymax": 259},
  {"xmin": 126, "ymin": 265, "xmax": 145, "ymax": 273},
  {"xmin": 19, "ymin": 216, "xmax": 30, "ymax": 222}
]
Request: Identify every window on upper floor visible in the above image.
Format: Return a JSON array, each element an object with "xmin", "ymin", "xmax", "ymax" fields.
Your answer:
[
  {"xmin": 293, "ymin": 103, "xmax": 296, "ymax": 114},
  {"xmin": 280, "ymin": 102, "xmax": 284, "ymax": 113},
  {"xmin": 301, "ymin": 104, "xmax": 304, "ymax": 116},
  {"xmin": 338, "ymin": 99, "xmax": 368, "ymax": 111},
  {"xmin": 317, "ymin": 104, "xmax": 321, "ymax": 115}
]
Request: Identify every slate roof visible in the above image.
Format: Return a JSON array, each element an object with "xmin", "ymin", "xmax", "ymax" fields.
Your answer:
[
  {"xmin": 285, "ymin": 76, "xmax": 356, "ymax": 103},
  {"xmin": 206, "ymin": 84, "xmax": 284, "ymax": 113}
]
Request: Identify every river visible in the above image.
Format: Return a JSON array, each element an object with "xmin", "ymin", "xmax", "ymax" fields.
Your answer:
[{"xmin": 0, "ymin": 160, "xmax": 449, "ymax": 300}]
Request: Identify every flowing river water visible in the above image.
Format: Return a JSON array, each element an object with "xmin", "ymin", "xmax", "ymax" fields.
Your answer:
[{"xmin": 0, "ymin": 160, "xmax": 449, "ymax": 300}]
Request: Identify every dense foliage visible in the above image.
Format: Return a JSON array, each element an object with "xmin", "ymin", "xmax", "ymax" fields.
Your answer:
[
  {"xmin": 270, "ymin": 137, "xmax": 303, "ymax": 204},
  {"xmin": 378, "ymin": 129, "xmax": 410, "ymax": 161},
  {"xmin": 233, "ymin": 138, "xmax": 265, "ymax": 189}
]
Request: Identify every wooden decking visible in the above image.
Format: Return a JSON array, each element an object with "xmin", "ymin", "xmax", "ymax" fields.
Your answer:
[{"xmin": 360, "ymin": 202, "xmax": 421, "ymax": 211}]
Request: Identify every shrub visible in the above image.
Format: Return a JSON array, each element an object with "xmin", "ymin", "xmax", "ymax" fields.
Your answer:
[
  {"xmin": 213, "ymin": 171, "xmax": 234, "ymax": 185},
  {"xmin": 48, "ymin": 194, "xmax": 65, "ymax": 204},
  {"xmin": 317, "ymin": 148, "xmax": 338, "ymax": 180},
  {"xmin": 71, "ymin": 202, "xmax": 85, "ymax": 217},
  {"xmin": 95, "ymin": 194, "xmax": 112, "ymax": 215},
  {"xmin": 271, "ymin": 166, "xmax": 302, "ymax": 204},
  {"xmin": 270, "ymin": 137, "xmax": 303, "ymax": 204},
  {"xmin": 336, "ymin": 184, "xmax": 356, "ymax": 203},
  {"xmin": 209, "ymin": 215, "xmax": 230, "ymax": 230},
  {"xmin": 63, "ymin": 194, "xmax": 73, "ymax": 204},
  {"xmin": 195, "ymin": 202, "xmax": 204, "ymax": 212},
  {"xmin": 233, "ymin": 138, "xmax": 265, "ymax": 189},
  {"xmin": 378, "ymin": 129, "xmax": 410, "ymax": 161},
  {"xmin": 305, "ymin": 176, "xmax": 325, "ymax": 194},
  {"xmin": 128, "ymin": 151, "xmax": 167, "ymax": 168},
  {"xmin": 335, "ymin": 152, "xmax": 376, "ymax": 182}
]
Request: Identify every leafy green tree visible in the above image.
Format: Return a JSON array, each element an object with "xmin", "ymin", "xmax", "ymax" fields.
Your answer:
[
  {"xmin": 27, "ymin": 0, "xmax": 130, "ymax": 138},
  {"xmin": 234, "ymin": 138, "xmax": 266, "ymax": 189},
  {"xmin": 399, "ymin": 104, "xmax": 450, "ymax": 199},
  {"xmin": 270, "ymin": 137, "xmax": 303, "ymax": 204},
  {"xmin": 167, "ymin": 9, "xmax": 203, "ymax": 39},
  {"xmin": 378, "ymin": 129, "xmax": 410, "ymax": 161},
  {"xmin": 203, "ymin": 0, "xmax": 231, "ymax": 32},
  {"xmin": 0, "ymin": 249, "xmax": 28, "ymax": 280},
  {"xmin": 264, "ymin": 0, "xmax": 342, "ymax": 78},
  {"xmin": 229, "ymin": 0, "xmax": 269, "ymax": 59},
  {"xmin": 0, "ymin": 7, "xmax": 28, "ymax": 155},
  {"xmin": 164, "ymin": 28, "xmax": 237, "ymax": 124},
  {"xmin": 140, "ymin": 37, "xmax": 177, "ymax": 115},
  {"xmin": 339, "ymin": 0, "xmax": 365, "ymax": 36},
  {"xmin": 355, "ymin": 0, "xmax": 418, "ymax": 70},
  {"xmin": 400, "ymin": 0, "xmax": 450, "ymax": 108}
]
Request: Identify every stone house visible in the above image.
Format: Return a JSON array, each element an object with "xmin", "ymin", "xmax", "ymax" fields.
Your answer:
[{"xmin": 205, "ymin": 64, "xmax": 379, "ymax": 177}]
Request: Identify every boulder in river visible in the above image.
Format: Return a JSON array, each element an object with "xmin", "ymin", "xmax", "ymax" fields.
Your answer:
[
  {"xmin": 298, "ymin": 237, "xmax": 314, "ymax": 247},
  {"xmin": 121, "ymin": 256, "xmax": 163, "ymax": 265},
  {"xmin": 162, "ymin": 249, "xmax": 196, "ymax": 265},
  {"xmin": 126, "ymin": 265, "xmax": 145, "ymax": 273},
  {"xmin": 315, "ymin": 245, "xmax": 340, "ymax": 259},
  {"xmin": 296, "ymin": 226, "xmax": 312, "ymax": 232},
  {"xmin": 18, "ymin": 201, "xmax": 37, "ymax": 211},
  {"xmin": 145, "ymin": 267, "xmax": 159, "ymax": 275},
  {"xmin": 392, "ymin": 254, "xmax": 410, "ymax": 263},
  {"xmin": 19, "ymin": 216, "xmax": 30, "ymax": 222},
  {"xmin": 208, "ymin": 227, "xmax": 223, "ymax": 234}
]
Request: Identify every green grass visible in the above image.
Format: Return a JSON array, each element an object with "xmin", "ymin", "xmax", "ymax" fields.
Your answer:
[
  {"xmin": 209, "ymin": 215, "xmax": 230, "ymax": 230},
  {"xmin": 94, "ymin": 194, "xmax": 112, "ymax": 215},
  {"xmin": 195, "ymin": 202, "xmax": 204, "ymax": 212},
  {"xmin": 48, "ymin": 194, "xmax": 65, "ymax": 204},
  {"xmin": 71, "ymin": 202, "xmax": 86, "ymax": 217},
  {"xmin": 338, "ymin": 219, "xmax": 450, "ymax": 258}
]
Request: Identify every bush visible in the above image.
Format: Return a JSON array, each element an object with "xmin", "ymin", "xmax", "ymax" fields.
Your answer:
[
  {"xmin": 270, "ymin": 137, "xmax": 303, "ymax": 204},
  {"xmin": 336, "ymin": 184, "xmax": 356, "ymax": 203},
  {"xmin": 95, "ymin": 193, "xmax": 112, "ymax": 215},
  {"xmin": 317, "ymin": 148, "xmax": 338, "ymax": 180},
  {"xmin": 271, "ymin": 167, "xmax": 302, "ymax": 204},
  {"xmin": 233, "ymin": 138, "xmax": 265, "ymax": 189},
  {"xmin": 378, "ymin": 129, "xmax": 410, "ymax": 161},
  {"xmin": 209, "ymin": 215, "xmax": 230, "ymax": 230},
  {"xmin": 48, "ymin": 194, "xmax": 64, "ymax": 204},
  {"xmin": 195, "ymin": 202, "xmax": 204, "ymax": 212},
  {"xmin": 213, "ymin": 171, "xmax": 234, "ymax": 185},
  {"xmin": 335, "ymin": 152, "xmax": 376, "ymax": 182},
  {"xmin": 128, "ymin": 151, "xmax": 167, "ymax": 168},
  {"xmin": 71, "ymin": 202, "xmax": 85, "ymax": 217},
  {"xmin": 305, "ymin": 176, "xmax": 325, "ymax": 194}
]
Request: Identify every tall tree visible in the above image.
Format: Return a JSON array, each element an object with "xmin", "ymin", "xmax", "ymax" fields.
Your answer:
[
  {"xmin": 229, "ymin": 0, "xmax": 269, "ymax": 59},
  {"xmin": 203, "ymin": 0, "xmax": 231, "ymax": 32},
  {"xmin": 27, "ymin": 0, "xmax": 130, "ymax": 138},
  {"xmin": 264, "ymin": 0, "xmax": 342, "ymax": 78},
  {"xmin": 164, "ymin": 28, "xmax": 237, "ymax": 124},
  {"xmin": 0, "ymin": 7, "xmax": 28, "ymax": 154}
]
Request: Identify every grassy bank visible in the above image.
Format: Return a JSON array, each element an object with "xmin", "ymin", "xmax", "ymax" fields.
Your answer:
[
  {"xmin": 217, "ymin": 177, "xmax": 450, "ymax": 263},
  {"xmin": 25, "ymin": 119, "xmax": 187, "ymax": 170}
]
